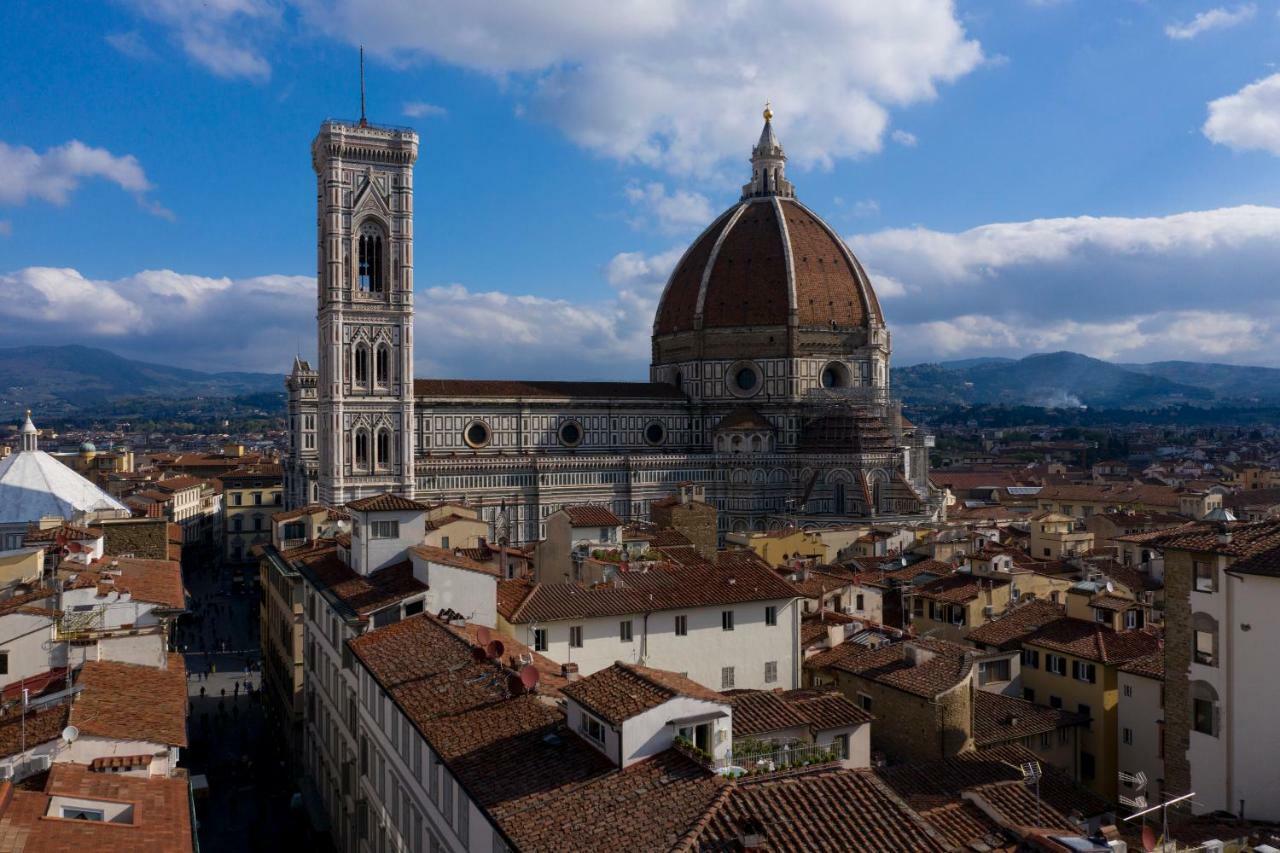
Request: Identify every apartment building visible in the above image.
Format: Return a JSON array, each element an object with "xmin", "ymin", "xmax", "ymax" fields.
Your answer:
[
  {"xmin": 222, "ymin": 463, "xmax": 283, "ymax": 564},
  {"xmin": 496, "ymin": 551, "xmax": 801, "ymax": 692},
  {"xmin": 1148, "ymin": 520, "xmax": 1280, "ymax": 820}
]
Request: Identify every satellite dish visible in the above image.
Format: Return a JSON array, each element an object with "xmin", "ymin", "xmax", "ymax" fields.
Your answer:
[
  {"xmin": 1142, "ymin": 825, "xmax": 1157, "ymax": 852},
  {"xmin": 519, "ymin": 664, "xmax": 540, "ymax": 691},
  {"xmin": 470, "ymin": 645, "xmax": 487, "ymax": 663},
  {"xmin": 506, "ymin": 673, "xmax": 526, "ymax": 696},
  {"xmin": 61, "ymin": 725, "xmax": 79, "ymax": 745},
  {"xmin": 486, "ymin": 640, "xmax": 505, "ymax": 660},
  {"xmin": 476, "ymin": 626, "xmax": 492, "ymax": 646}
]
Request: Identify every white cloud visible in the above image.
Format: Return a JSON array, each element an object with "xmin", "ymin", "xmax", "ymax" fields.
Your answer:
[
  {"xmin": 17, "ymin": 202, "xmax": 1280, "ymax": 376},
  {"xmin": 1204, "ymin": 73, "xmax": 1280, "ymax": 156},
  {"xmin": 623, "ymin": 183, "xmax": 714, "ymax": 234},
  {"xmin": 849, "ymin": 205, "xmax": 1280, "ymax": 365},
  {"xmin": 403, "ymin": 102, "xmax": 447, "ymax": 118},
  {"xmin": 122, "ymin": 0, "xmax": 278, "ymax": 81},
  {"xmin": 105, "ymin": 31, "xmax": 155, "ymax": 61},
  {"xmin": 891, "ymin": 129, "xmax": 918, "ymax": 147},
  {"xmin": 0, "ymin": 267, "xmax": 312, "ymax": 372},
  {"xmin": 277, "ymin": 1, "xmax": 982, "ymax": 173},
  {"xmin": 0, "ymin": 140, "xmax": 168, "ymax": 216},
  {"xmin": 1165, "ymin": 4, "xmax": 1255, "ymax": 40}
]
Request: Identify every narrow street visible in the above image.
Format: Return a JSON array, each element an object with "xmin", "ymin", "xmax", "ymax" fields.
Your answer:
[{"xmin": 176, "ymin": 552, "xmax": 316, "ymax": 851}]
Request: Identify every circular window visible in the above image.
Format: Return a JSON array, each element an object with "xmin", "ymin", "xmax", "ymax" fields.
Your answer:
[
  {"xmin": 558, "ymin": 420, "xmax": 583, "ymax": 447},
  {"xmin": 463, "ymin": 420, "xmax": 491, "ymax": 449},
  {"xmin": 644, "ymin": 421, "xmax": 666, "ymax": 446},
  {"xmin": 821, "ymin": 362, "xmax": 850, "ymax": 388},
  {"xmin": 727, "ymin": 361, "xmax": 763, "ymax": 398}
]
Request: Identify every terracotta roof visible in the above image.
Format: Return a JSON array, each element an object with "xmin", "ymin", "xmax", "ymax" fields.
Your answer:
[
  {"xmin": 563, "ymin": 662, "xmax": 726, "ymax": 726},
  {"xmin": 294, "ymin": 548, "xmax": 424, "ymax": 618},
  {"xmin": 965, "ymin": 600, "xmax": 1066, "ymax": 650},
  {"xmin": 498, "ymin": 556, "xmax": 796, "ymax": 624},
  {"xmin": 413, "ymin": 378, "xmax": 686, "ymax": 401},
  {"xmin": 912, "ymin": 573, "xmax": 1009, "ymax": 604},
  {"xmin": 444, "ymin": 622, "xmax": 568, "ymax": 698},
  {"xmin": 972, "ymin": 691, "xmax": 1087, "ymax": 748},
  {"xmin": 22, "ymin": 524, "xmax": 102, "ymax": 543},
  {"xmin": 1140, "ymin": 519, "xmax": 1280, "ymax": 556},
  {"xmin": 970, "ymin": 779, "xmax": 1081, "ymax": 832},
  {"xmin": 730, "ymin": 689, "xmax": 872, "ymax": 737},
  {"xmin": 0, "ymin": 706, "xmax": 69, "ymax": 757},
  {"xmin": 560, "ymin": 505, "xmax": 623, "ymax": 527},
  {"xmin": 917, "ymin": 798, "xmax": 1014, "ymax": 849},
  {"xmin": 59, "ymin": 556, "xmax": 185, "ymax": 610},
  {"xmin": 654, "ymin": 197, "xmax": 881, "ymax": 336},
  {"xmin": 346, "ymin": 492, "xmax": 428, "ymax": 512},
  {"xmin": 0, "ymin": 762, "xmax": 192, "ymax": 852},
  {"xmin": 1035, "ymin": 483, "xmax": 1180, "ymax": 509},
  {"xmin": 806, "ymin": 637, "xmax": 973, "ymax": 699},
  {"xmin": 218, "ymin": 463, "xmax": 282, "ymax": 482},
  {"xmin": 71, "ymin": 655, "xmax": 187, "ymax": 747},
  {"xmin": 1024, "ymin": 618, "xmax": 1160, "ymax": 665},
  {"xmin": 1089, "ymin": 593, "xmax": 1137, "ymax": 612},
  {"xmin": 152, "ymin": 475, "xmax": 207, "ymax": 492},
  {"xmin": 689, "ymin": 768, "xmax": 946, "ymax": 852},
  {"xmin": 88, "ymin": 754, "xmax": 153, "ymax": 771},
  {"xmin": 1120, "ymin": 652, "xmax": 1164, "ymax": 681},
  {"xmin": 714, "ymin": 406, "xmax": 774, "ymax": 432},
  {"xmin": 271, "ymin": 504, "xmax": 329, "ymax": 522},
  {"xmin": 411, "ymin": 545, "xmax": 498, "ymax": 576},
  {"xmin": 877, "ymin": 744, "xmax": 1111, "ymax": 819},
  {"xmin": 347, "ymin": 615, "xmax": 725, "ymax": 852},
  {"xmin": 1228, "ymin": 542, "xmax": 1280, "ymax": 578},
  {"xmin": 799, "ymin": 611, "xmax": 858, "ymax": 648},
  {"xmin": 0, "ymin": 590, "xmax": 58, "ymax": 619}
]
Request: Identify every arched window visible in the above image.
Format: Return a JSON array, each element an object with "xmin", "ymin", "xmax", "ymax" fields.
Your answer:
[
  {"xmin": 354, "ymin": 430, "xmax": 369, "ymax": 470},
  {"xmin": 833, "ymin": 482, "xmax": 847, "ymax": 513},
  {"xmin": 354, "ymin": 344, "xmax": 370, "ymax": 385},
  {"xmin": 357, "ymin": 223, "xmax": 385, "ymax": 292},
  {"xmin": 375, "ymin": 429, "xmax": 391, "ymax": 469},
  {"xmin": 873, "ymin": 478, "xmax": 882, "ymax": 511},
  {"xmin": 1190, "ymin": 680, "xmax": 1219, "ymax": 737},
  {"xmin": 375, "ymin": 345, "xmax": 390, "ymax": 386},
  {"xmin": 1192, "ymin": 612, "xmax": 1218, "ymax": 667}
]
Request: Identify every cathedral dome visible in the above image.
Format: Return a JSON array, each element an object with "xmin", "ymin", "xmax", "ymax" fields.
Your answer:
[{"xmin": 653, "ymin": 110, "xmax": 882, "ymax": 339}]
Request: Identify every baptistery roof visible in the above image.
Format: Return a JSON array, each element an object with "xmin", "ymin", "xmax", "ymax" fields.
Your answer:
[{"xmin": 653, "ymin": 110, "xmax": 882, "ymax": 338}]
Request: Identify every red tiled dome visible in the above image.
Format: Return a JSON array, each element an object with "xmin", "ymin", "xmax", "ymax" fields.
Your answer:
[{"xmin": 653, "ymin": 197, "xmax": 882, "ymax": 337}]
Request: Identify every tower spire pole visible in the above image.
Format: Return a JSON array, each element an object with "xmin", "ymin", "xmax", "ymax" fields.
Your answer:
[{"xmin": 359, "ymin": 45, "xmax": 367, "ymax": 127}]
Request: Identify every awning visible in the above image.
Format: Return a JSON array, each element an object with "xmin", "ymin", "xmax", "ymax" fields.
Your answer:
[{"xmin": 668, "ymin": 711, "xmax": 728, "ymax": 726}]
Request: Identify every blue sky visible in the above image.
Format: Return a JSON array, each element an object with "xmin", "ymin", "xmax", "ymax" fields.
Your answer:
[{"xmin": 3, "ymin": 0, "xmax": 1280, "ymax": 377}]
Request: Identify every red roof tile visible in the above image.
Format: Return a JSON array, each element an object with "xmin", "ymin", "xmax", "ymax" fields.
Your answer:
[
  {"xmin": 71, "ymin": 655, "xmax": 187, "ymax": 747},
  {"xmin": 346, "ymin": 492, "xmax": 429, "ymax": 512},
  {"xmin": 806, "ymin": 637, "xmax": 974, "ymax": 699},
  {"xmin": 1023, "ymin": 618, "xmax": 1160, "ymax": 665},
  {"xmin": 965, "ymin": 600, "xmax": 1066, "ymax": 650},
  {"xmin": 561, "ymin": 505, "xmax": 623, "ymax": 527},
  {"xmin": 563, "ymin": 662, "xmax": 726, "ymax": 726}
]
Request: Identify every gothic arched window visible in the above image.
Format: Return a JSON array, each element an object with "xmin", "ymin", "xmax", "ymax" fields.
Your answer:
[
  {"xmin": 375, "ymin": 344, "xmax": 390, "ymax": 386},
  {"xmin": 354, "ymin": 430, "xmax": 369, "ymax": 470},
  {"xmin": 375, "ymin": 429, "xmax": 391, "ymax": 470},
  {"xmin": 357, "ymin": 223, "xmax": 386, "ymax": 293},
  {"xmin": 354, "ymin": 344, "xmax": 370, "ymax": 386}
]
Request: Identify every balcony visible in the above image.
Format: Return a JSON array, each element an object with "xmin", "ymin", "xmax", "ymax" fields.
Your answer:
[{"xmin": 709, "ymin": 739, "xmax": 845, "ymax": 779}]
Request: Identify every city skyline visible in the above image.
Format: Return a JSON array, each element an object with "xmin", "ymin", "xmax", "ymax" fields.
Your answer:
[{"xmin": 3, "ymin": 1, "xmax": 1280, "ymax": 376}]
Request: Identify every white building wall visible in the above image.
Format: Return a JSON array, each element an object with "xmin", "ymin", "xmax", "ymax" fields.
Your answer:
[
  {"xmin": 1117, "ymin": 670, "xmax": 1164, "ymax": 808},
  {"xmin": 410, "ymin": 558, "xmax": 496, "ymax": 628},
  {"xmin": 0, "ymin": 612, "xmax": 55, "ymax": 683},
  {"xmin": 1226, "ymin": 571, "xmax": 1280, "ymax": 821},
  {"xmin": 620, "ymin": 696, "xmax": 731, "ymax": 767},
  {"xmin": 352, "ymin": 510, "xmax": 426, "ymax": 575},
  {"xmin": 1188, "ymin": 555, "xmax": 1229, "ymax": 814},
  {"xmin": 509, "ymin": 597, "xmax": 799, "ymax": 692}
]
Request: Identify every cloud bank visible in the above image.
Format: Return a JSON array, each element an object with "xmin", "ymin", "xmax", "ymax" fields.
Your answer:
[{"xmin": 6, "ymin": 206, "xmax": 1280, "ymax": 376}]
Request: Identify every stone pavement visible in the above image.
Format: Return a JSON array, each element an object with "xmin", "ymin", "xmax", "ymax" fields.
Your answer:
[{"xmin": 177, "ymin": 553, "xmax": 330, "ymax": 852}]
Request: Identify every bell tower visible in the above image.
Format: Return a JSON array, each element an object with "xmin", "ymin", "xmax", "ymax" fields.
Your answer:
[{"xmin": 311, "ymin": 111, "xmax": 419, "ymax": 505}]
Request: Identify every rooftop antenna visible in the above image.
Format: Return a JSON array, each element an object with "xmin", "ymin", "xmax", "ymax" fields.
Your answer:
[{"xmin": 359, "ymin": 45, "xmax": 368, "ymax": 127}]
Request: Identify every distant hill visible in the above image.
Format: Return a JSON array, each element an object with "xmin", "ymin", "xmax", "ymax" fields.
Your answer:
[
  {"xmin": 0, "ymin": 345, "xmax": 282, "ymax": 416},
  {"xmin": 894, "ymin": 351, "xmax": 1280, "ymax": 409}
]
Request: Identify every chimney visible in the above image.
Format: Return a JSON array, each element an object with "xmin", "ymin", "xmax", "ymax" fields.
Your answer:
[{"xmin": 561, "ymin": 662, "xmax": 580, "ymax": 682}]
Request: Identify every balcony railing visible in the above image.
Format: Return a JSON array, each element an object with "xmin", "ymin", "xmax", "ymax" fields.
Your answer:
[{"xmin": 713, "ymin": 739, "xmax": 845, "ymax": 779}]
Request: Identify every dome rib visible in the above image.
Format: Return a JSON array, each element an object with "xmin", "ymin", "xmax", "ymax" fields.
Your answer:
[
  {"xmin": 694, "ymin": 202, "xmax": 748, "ymax": 323},
  {"xmin": 771, "ymin": 195, "xmax": 799, "ymax": 324}
]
